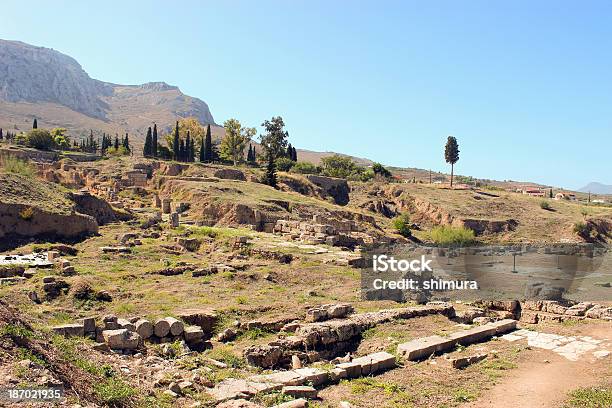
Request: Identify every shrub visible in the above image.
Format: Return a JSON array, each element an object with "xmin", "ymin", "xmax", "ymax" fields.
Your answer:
[
  {"xmin": 392, "ymin": 214, "xmax": 412, "ymax": 238},
  {"xmin": 573, "ymin": 221, "xmax": 589, "ymax": 236},
  {"xmin": 70, "ymin": 278, "xmax": 94, "ymax": 300},
  {"xmin": 0, "ymin": 155, "xmax": 35, "ymax": 177},
  {"xmin": 539, "ymin": 200, "xmax": 552, "ymax": 210},
  {"xmin": 291, "ymin": 161, "xmax": 319, "ymax": 174},
  {"xmin": 275, "ymin": 157, "xmax": 295, "ymax": 172},
  {"xmin": 372, "ymin": 162, "xmax": 392, "ymax": 178},
  {"xmin": 429, "ymin": 225, "xmax": 475, "ymax": 246},
  {"xmin": 19, "ymin": 207, "xmax": 34, "ymax": 221},
  {"xmin": 26, "ymin": 129, "xmax": 55, "ymax": 150}
]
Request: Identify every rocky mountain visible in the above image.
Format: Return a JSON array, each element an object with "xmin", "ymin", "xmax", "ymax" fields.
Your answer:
[
  {"xmin": 0, "ymin": 39, "xmax": 216, "ymax": 138},
  {"xmin": 578, "ymin": 182, "xmax": 612, "ymax": 195}
]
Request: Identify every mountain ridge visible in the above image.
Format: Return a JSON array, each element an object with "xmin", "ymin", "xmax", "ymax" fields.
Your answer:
[{"xmin": 0, "ymin": 39, "xmax": 216, "ymax": 137}]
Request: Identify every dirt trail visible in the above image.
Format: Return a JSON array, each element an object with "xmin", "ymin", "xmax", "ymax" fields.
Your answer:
[{"xmin": 466, "ymin": 339, "xmax": 609, "ymax": 408}]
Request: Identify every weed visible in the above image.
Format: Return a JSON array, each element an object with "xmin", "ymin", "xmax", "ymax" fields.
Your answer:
[{"xmin": 563, "ymin": 386, "xmax": 612, "ymax": 408}]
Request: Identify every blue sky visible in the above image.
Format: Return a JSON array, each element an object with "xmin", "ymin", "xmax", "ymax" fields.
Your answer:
[{"xmin": 2, "ymin": 0, "xmax": 611, "ymax": 189}]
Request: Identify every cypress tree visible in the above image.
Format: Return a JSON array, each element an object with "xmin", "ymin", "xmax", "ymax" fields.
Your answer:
[
  {"xmin": 179, "ymin": 139, "xmax": 185, "ymax": 162},
  {"xmin": 144, "ymin": 127, "xmax": 152, "ymax": 157},
  {"xmin": 264, "ymin": 152, "xmax": 277, "ymax": 188},
  {"xmin": 287, "ymin": 143, "xmax": 293, "ymax": 159},
  {"xmin": 199, "ymin": 135, "xmax": 206, "ymax": 162},
  {"xmin": 152, "ymin": 124, "xmax": 158, "ymax": 158},
  {"xmin": 33, "ymin": 118, "xmax": 37, "ymax": 129},
  {"xmin": 0, "ymin": 128, "xmax": 3, "ymax": 140},
  {"xmin": 185, "ymin": 131, "xmax": 192, "ymax": 162},
  {"xmin": 190, "ymin": 137, "xmax": 196, "ymax": 162},
  {"xmin": 114, "ymin": 135, "xmax": 119, "ymax": 150},
  {"xmin": 204, "ymin": 124, "xmax": 212, "ymax": 162},
  {"xmin": 292, "ymin": 146, "xmax": 297, "ymax": 161},
  {"xmin": 123, "ymin": 133, "xmax": 130, "ymax": 152},
  {"xmin": 173, "ymin": 121, "xmax": 180, "ymax": 161}
]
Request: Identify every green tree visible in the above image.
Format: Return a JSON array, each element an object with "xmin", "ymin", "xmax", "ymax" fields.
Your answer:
[
  {"xmin": 152, "ymin": 124, "xmax": 158, "ymax": 157},
  {"xmin": 143, "ymin": 127, "xmax": 152, "ymax": 157},
  {"xmin": 204, "ymin": 124, "xmax": 212, "ymax": 162},
  {"xmin": 185, "ymin": 131, "xmax": 192, "ymax": 162},
  {"xmin": 173, "ymin": 121, "xmax": 180, "ymax": 161},
  {"xmin": 220, "ymin": 118, "xmax": 255, "ymax": 165},
  {"xmin": 275, "ymin": 157, "xmax": 295, "ymax": 172},
  {"xmin": 50, "ymin": 128, "xmax": 70, "ymax": 150},
  {"xmin": 320, "ymin": 154, "xmax": 358, "ymax": 179},
  {"xmin": 114, "ymin": 135, "xmax": 119, "ymax": 150},
  {"xmin": 123, "ymin": 133, "xmax": 130, "ymax": 153},
  {"xmin": 444, "ymin": 136, "xmax": 460, "ymax": 188},
  {"xmin": 372, "ymin": 162, "xmax": 392, "ymax": 178},
  {"xmin": 263, "ymin": 152, "xmax": 277, "ymax": 188},
  {"xmin": 259, "ymin": 116, "xmax": 288, "ymax": 160},
  {"xmin": 26, "ymin": 129, "xmax": 54, "ymax": 150},
  {"xmin": 32, "ymin": 118, "xmax": 37, "ymax": 129}
]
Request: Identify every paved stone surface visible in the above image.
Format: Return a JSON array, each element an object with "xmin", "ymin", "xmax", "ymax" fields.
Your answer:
[{"xmin": 502, "ymin": 329, "xmax": 610, "ymax": 361}]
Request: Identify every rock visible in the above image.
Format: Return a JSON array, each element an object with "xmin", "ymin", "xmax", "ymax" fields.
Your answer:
[
  {"xmin": 168, "ymin": 382, "xmax": 181, "ymax": 394},
  {"xmin": 103, "ymin": 315, "xmax": 119, "ymax": 330},
  {"xmin": 100, "ymin": 246, "xmax": 131, "ymax": 254},
  {"xmin": 450, "ymin": 353, "xmax": 488, "ymax": 369},
  {"xmin": 154, "ymin": 318, "xmax": 171, "ymax": 338},
  {"xmin": 178, "ymin": 381, "xmax": 193, "ymax": 392},
  {"xmin": 102, "ymin": 329, "xmax": 141, "ymax": 350},
  {"xmin": 214, "ymin": 168, "xmax": 246, "ymax": 181},
  {"xmin": 162, "ymin": 390, "xmax": 178, "ymax": 399},
  {"xmin": 282, "ymin": 386, "xmax": 317, "ymax": 399},
  {"xmin": 273, "ymin": 399, "xmax": 308, "ymax": 408},
  {"xmin": 176, "ymin": 237, "xmax": 200, "ymax": 252},
  {"xmin": 472, "ymin": 317, "xmax": 493, "ymax": 325},
  {"xmin": 96, "ymin": 290, "xmax": 113, "ymax": 302},
  {"xmin": 593, "ymin": 350, "xmax": 610, "ymax": 359},
  {"xmin": 291, "ymin": 355, "xmax": 302, "ymax": 369},
  {"xmin": 177, "ymin": 310, "xmax": 218, "ymax": 334},
  {"xmin": 565, "ymin": 302, "xmax": 594, "ymax": 317},
  {"xmin": 183, "ymin": 325, "xmax": 204, "ymax": 344},
  {"xmin": 585, "ymin": 305, "xmax": 612, "ymax": 320},
  {"xmin": 217, "ymin": 399, "xmax": 262, "ymax": 408},
  {"xmin": 218, "ymin": 328, "xmax": 237, "ymax": 342},
  {"xmin": 52, "ymin": 324, "xmax": 84, "ymax": 337},
  {"xmin": 92, "ymin": 342, "xmax": 110, "ymax": 352},
  {"xmin": 80, "ymin": 317, "xmax": 96, "ymax": 333},
  {"xmin": 169, "ymin": 212, "xmax": 179, "ymax": 228},
  {"xmin": 165, "ymin": 317, "xmax": 184, "ymax": 336},
  {"xmin": 117, "ymin": 318, "xmax": 136, "ymax": 331},
  {"xmin": 42, "ymin": 276, "xmax": 56, "ymax": 283},
  {"xmin": 162, "ymin": 198, "xmax": 172, "ymax": 214},
  {"xmin": 28, "ymin": 291, "xmax": 41, "ymax": 304},
  {"xmin": 339, "ymin": 402, "xmax": 354, "ymax": 408},
  {"xmin": 135, "ymin": 319, "xmax": 153, "ymax": 339}
]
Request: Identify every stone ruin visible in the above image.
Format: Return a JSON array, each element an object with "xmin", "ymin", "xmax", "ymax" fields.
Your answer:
[{"xmin": 52, "ymin": 310, "xmax": 218, "ymax": 353}]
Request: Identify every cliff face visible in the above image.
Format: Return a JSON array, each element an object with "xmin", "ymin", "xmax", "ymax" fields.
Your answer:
[
  {"xmin": 0, "ymin": 40, "xmax": 111, "ymax": 119},
  {"xmin": 0, "ymin": 39, "xmax": 215, "ymax": 137}
]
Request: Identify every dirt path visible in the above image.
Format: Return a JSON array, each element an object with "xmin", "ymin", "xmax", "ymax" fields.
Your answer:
[{"xmin": 466, "ymin": 339, "xmax": 609, "ymax": 408}]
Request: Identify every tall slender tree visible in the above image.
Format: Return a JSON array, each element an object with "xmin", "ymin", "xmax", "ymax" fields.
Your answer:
[
  {"xmin": 152, "ymin": 124, "xmax": 158, "ymax": 158},
  {"xmin": 123, "ymin": 133, "xmax": 130, "ymax": 152},
  {"xmin": 204, "ymin": 124, "xmax": 212, "ymax": 162},
  {"xmin": 444, "ymin": 136, "xmax": 460, "ymax": 188},
  {"xmin": 190, "ymin": 137, "xmax": 196, "ymax": 162},
  {"xmin": 185, "ymin": 131, "xmax": 192, "ymax": 162},
  {"xmin": 0, "ymin": 128, "xmax": 3, "ymax": 140},
  {"xmin": 144, "ymin": 127, "xmax": 152, "ymax": 157},
  {"xmin": 33, "ymin": 118, "xmax": 38, "ymax": 129},
  {"xmin": 199, "ymin": 135, "xmax": 206, "ymax": 162},
  {"xmin": 114, "ymin": 135, "xmax": 119, "ymax": 150},
  {"xmin": 173, "ymin": 121, "xmax": 180, "ymax": 161},
  {"xmin": 264, "ymin": 152, "xmax": 277, "ymax": 188}
]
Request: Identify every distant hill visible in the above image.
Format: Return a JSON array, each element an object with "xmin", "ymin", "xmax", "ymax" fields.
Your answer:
[
  {"xmin": 0, "ymin": 39, "xmax": 216, "ymax": 139},
  {"xmin": 578, "ymin": 182, "xmax": 612, "ymax": 195}
]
